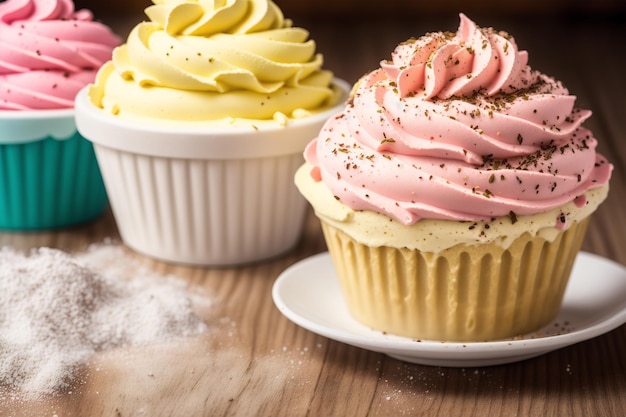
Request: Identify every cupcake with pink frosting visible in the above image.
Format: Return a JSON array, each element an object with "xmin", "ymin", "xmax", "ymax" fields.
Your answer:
[
  {"xmin": 0, "ymin": 0, "xmax": 120, "ymax": 229},
  {"xmin": 295, "ymin": 14, "xmax": 613, "ymax": 342}
]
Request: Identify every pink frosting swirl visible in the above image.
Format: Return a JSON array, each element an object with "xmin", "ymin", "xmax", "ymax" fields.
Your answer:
[
  {"xmin": 0, "ymin": 0, "xmax": 120, "ymax": 110},
  {"xmin": 305, "ymin": 14, "xmax": 612, "ymax": 225}
]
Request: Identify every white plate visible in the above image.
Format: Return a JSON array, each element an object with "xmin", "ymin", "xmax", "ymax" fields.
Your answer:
[{"xmin": 272, "ymin": 251, "xmax": 626, "ymax": 367}]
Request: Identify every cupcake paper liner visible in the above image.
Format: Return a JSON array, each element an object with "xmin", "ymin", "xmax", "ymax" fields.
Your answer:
[{"xmin": 320, "ymin": 217, "xmax": 591, "ymax": 342}]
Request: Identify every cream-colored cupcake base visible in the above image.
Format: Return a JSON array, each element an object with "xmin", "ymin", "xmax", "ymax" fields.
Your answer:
[{"xmin": 321, "ymin": 217, "xmax": 590, "ymax": 342}]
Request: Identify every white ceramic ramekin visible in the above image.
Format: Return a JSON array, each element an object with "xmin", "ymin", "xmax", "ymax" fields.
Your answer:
[{"xmin": 74, "ymin": 80, "xmax": 349, "ymax": 266}]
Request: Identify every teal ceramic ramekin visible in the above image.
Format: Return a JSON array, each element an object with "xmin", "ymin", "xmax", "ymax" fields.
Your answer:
[{"xmin": 0, "ymin": 109, "xmax": 108, "ymax": 230}]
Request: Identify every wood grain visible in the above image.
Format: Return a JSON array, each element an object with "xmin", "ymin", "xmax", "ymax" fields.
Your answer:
[{"xmin": 1, "ymin": 13, "xmax": 625, "ymax": 417}]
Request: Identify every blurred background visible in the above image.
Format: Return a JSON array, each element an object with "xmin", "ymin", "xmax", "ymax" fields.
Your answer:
[
  {"xmin": 73, "ymin": 0, "xmax": 625, "ymax": 88},
  {"xmin": 76, "ymin": 0, "xmax": 626, "ymax": 17}
]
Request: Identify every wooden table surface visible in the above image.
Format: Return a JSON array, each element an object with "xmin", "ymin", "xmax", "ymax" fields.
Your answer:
[{"xmin": 1, "ymin": 11, "xmax": 625, "ymax": 417}]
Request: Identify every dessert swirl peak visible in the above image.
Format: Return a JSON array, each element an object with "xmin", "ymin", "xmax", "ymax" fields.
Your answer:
[
  {"xmin": 382, "ymin": 13, "xmax": 537, "ymax": 99},
  {"xmin": 305, "ymin": 14, "xmax": 612, "ymax": 225},
  {"xmin": 146, "ymin": 0, "xmax": 287, "ymax": 36},
  {"xmin": 89, "ymin": 0, "xmax": 337, "ymax": 122}
]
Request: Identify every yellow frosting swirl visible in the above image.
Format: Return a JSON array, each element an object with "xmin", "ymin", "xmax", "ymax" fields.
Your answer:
[{"xmin": 89, "ymin": 0, "xmax": 338, "ymax": 125}]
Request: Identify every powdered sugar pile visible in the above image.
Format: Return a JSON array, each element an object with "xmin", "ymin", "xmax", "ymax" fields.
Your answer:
[{"xmin": 0, "ymin": 243, "xmax": 209, "ymax": 398}]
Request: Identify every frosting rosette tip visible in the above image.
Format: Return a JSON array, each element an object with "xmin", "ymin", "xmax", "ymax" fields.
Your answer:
[
  {"xmin": 304, "ymin": 13, "xmax": 612, "ymax": 226},
  {"xmin": 89, "ymin": 0, "xmax": 339, "ymax": 125},
  {"xmin": 381, "ymin": 13, "xmax": 538, "ymax": 100}
]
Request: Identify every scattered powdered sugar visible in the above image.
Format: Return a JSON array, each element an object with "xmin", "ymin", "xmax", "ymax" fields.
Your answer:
[{"xmin": 0, "ymin": 243, "xmax": 209, "ymax": 398}]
